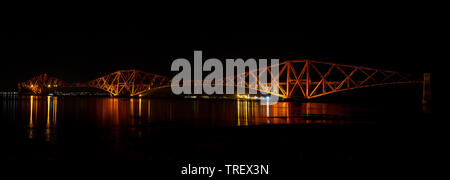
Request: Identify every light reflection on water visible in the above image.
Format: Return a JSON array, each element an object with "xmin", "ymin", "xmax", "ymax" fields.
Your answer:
[
  {"xmin": 0, "ymin": 92, "xmax": 431, "ymax": 161},
  {"xmin": 25, "ymin": 96, "xmax": 58, "ymax": 142},
  {"xmin": 0, "ymin": 96, "xmax": 380, "ymax": 143},
  {"xmin": 15, "ymin": 96, "xmax": 376, "ymax": 126}
]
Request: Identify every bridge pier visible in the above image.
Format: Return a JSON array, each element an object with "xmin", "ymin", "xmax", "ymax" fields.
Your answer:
[{"xmin": 422, "ymin": 73, "xmax": 431, "ymax": 104}]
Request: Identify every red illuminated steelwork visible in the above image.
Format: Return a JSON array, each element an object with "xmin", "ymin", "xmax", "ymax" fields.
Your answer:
[
  {"xmin": 19, "ymin": 70, "xmax": 171, "ymax": 96},
  {"xmin": 86, "ymin": 70, "xmax": 171, "ymax": 96},
  {"xmin": 217, "ymin": 60, "xmax": 422, "ymax": 99},
  {"xmin": 19, "ymin": 60, "xmax": 422, "ymax": 98}
]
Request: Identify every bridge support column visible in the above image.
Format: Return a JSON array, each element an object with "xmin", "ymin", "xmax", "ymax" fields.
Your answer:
[
  {"xmin": 305, "ymin": 60, "xmax": 310, "ymax": 99},
  {"xmin": 422, "ymin": 73, "xmax": 431, "ymax": 104}
]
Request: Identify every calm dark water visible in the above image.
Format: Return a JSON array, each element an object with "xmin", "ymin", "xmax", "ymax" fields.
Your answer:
[
  {"xmin": 1, "ymin": 95, "xmax": 380, "ymax": 132},
  {"xmin": 0, "ymin": 87, "xmax": 433, "ymax": 170}
]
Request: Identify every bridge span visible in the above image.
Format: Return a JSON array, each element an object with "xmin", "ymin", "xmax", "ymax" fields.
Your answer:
[{"xmin": 18, "ymin": 60, "xmax": 423, "ymax": 99}]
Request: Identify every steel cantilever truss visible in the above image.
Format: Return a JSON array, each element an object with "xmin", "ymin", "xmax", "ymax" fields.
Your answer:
[
  {"xmin": 87, "ymin": 70, "xmax": 171, "ymax": 96},
  {"xmin": 19, "ymin": 60, "xmax": 422, "ymax": 98},
  {"xmin": 221, "ymin": 60, "xmax": 422, "ymax": 99},
  {"xmin": 19, "ymin": 74, "xmax": 64, "ymax": 94},
  {"xmin": 19, "ymin": 70, "xmax": 170, "ymax": 96}
]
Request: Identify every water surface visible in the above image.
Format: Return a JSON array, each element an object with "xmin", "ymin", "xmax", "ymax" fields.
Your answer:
[{"xmin": 0, "ymin": 94, "xmax": 429, "ymax": 161}]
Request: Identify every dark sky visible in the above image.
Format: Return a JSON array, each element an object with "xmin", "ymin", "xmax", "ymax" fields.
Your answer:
[{"xmin": 0, "ymin": 21, "xmax": 440, "ymax": 90}]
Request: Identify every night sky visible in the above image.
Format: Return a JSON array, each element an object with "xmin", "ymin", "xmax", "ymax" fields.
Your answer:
[{"xmin": 0, "ymin": 21, "xmax": 439, "ymax": 91}]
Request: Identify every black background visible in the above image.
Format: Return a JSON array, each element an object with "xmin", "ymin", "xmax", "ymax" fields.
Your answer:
[
  {"xmin": 1, "ymin": 13, "xmax": 442, "ymax": 90},
  {"xmin": 0, "ymin": 5, "xmax": 445, "ymax": 178}
]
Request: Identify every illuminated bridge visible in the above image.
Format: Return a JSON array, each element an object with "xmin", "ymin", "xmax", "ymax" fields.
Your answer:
[
  {"xmin": 19, "ymin": 70, "xmax": 171, "ymax": 96},
  {"xmin": 18, "ymin": 60, "xmax": 423, "ymax": 99}
]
